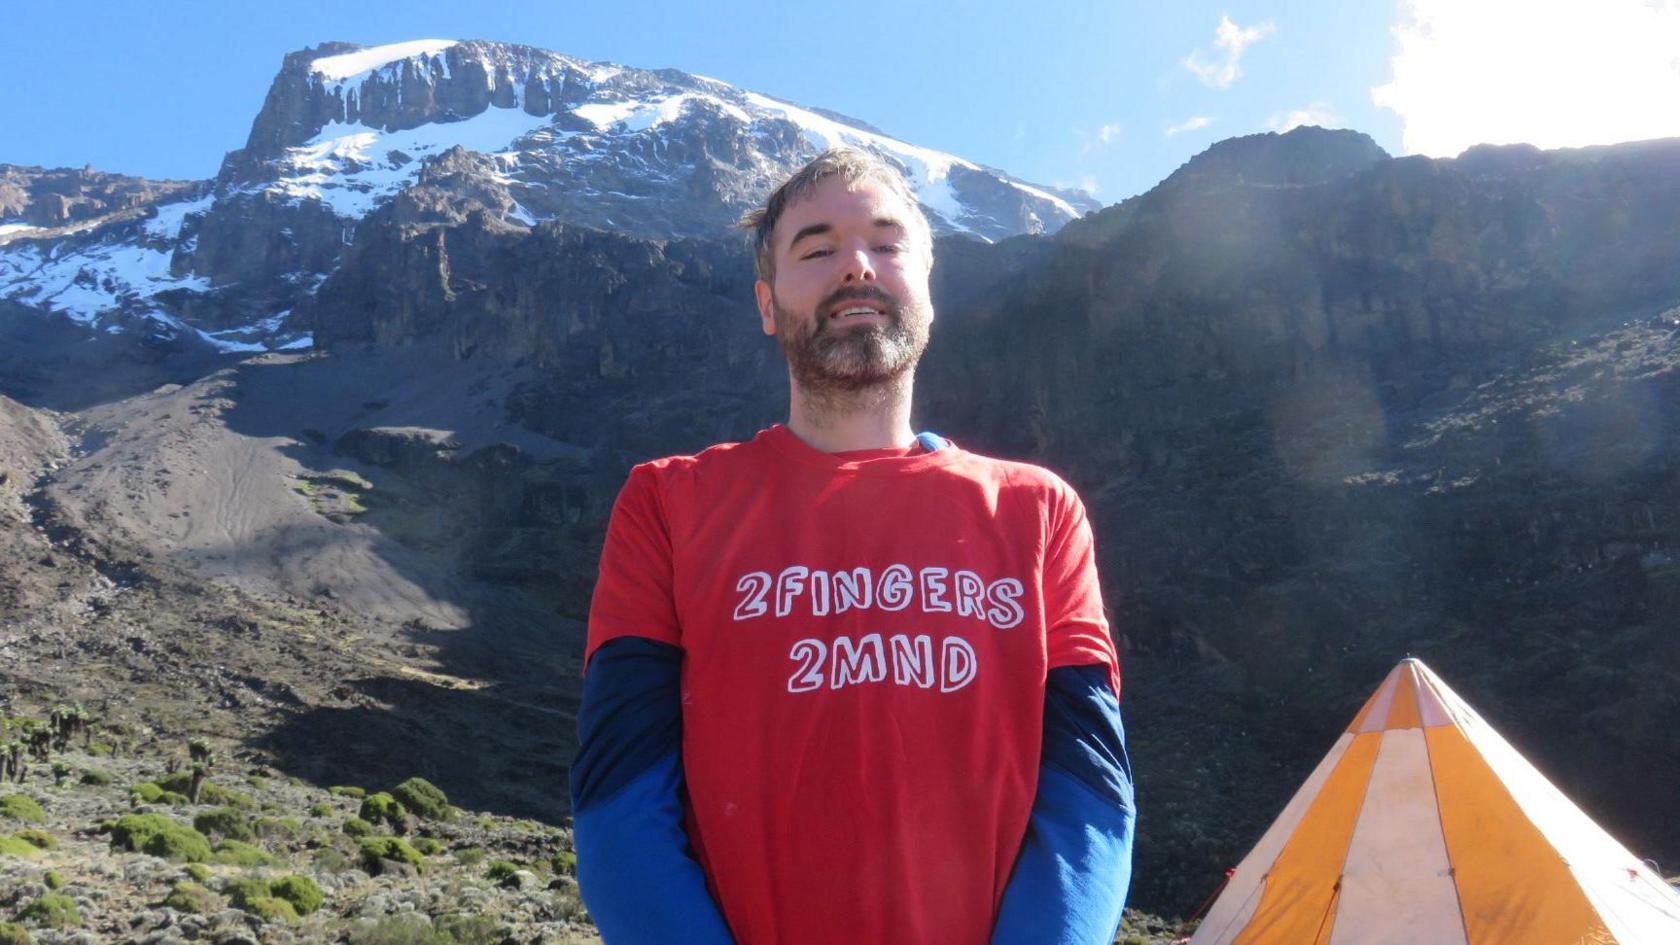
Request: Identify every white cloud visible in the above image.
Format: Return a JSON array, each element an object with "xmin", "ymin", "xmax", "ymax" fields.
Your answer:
[
  {"xmin": 1054, "ymin": 176, "xmax": 1102, "ymax": 196},
  {"xmin": 1266, "ymin": 102, "xmax": 1337, "ymax": 133},
  {"xmin": 1166, "ymin": 116, "xmax": 1215, "ymax": 137},
  {"xmin": 1075, "ymin": 122, "xmax": 1123, "ymax": 154},
  {"xmin": 1372, "ymin": 0, "xmax": 1680, "ymax": 156},
  {"xmin": 1184, "ymin": 15, "xmax": 1276, "ymax": 89}
]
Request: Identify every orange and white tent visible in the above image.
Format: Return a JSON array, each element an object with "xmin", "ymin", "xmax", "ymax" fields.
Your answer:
[{"xmin": 1191, "ymin": 658, "xmax": 1680, "ymax": 945}]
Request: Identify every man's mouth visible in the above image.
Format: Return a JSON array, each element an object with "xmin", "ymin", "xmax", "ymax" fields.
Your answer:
[{"xmin": 830, "ymin": 304, "xmax": 886, "ymax": 320}]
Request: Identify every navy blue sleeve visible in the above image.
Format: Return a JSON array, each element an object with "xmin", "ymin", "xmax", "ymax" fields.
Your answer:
[
  {"xmin": 992, "ymin": 664, "xmax": 1136, "ymax": 945},
  {"xmin": 569, "ymin": 636, "xmax": 736, "ymax": 944}
]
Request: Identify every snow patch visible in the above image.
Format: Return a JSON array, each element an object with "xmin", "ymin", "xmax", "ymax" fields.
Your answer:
[
  {"xmin": 1003, "ymin": 179, "xmax": 1081, "ymax": 220},
  {"xmin": 311, "ymin": 40, "xmax": 458, "ymax": 81},
  {"xmin": 575, "ymin": 92, "xmax": 751, "ymax": 133},
  {"xmin": 0, "ymin": 237, "xmax": 210, "ymax": 328},
  {"xmin": 143, "ymin": 194, "xmax": 216, "ymax": 240},
  {"xmin": 270, "ymin": 105, "xmax": 555, "ymax": 219},
  {"xmin": 573, "ymin": 99, "xmax": 642, "ymax": 129}
]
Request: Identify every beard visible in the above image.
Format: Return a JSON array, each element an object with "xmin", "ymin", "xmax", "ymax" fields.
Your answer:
[{"xmin": 773, "ymin": 284, "xmax": 933, "ymax": 395}]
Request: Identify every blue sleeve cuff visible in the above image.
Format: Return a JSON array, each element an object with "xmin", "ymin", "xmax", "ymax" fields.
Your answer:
[
  {"xmin": 571, "ymin": 637, "xmax": 736, "ymax": 944},
  {"xmin": 993, "ymin": 664, "xmax": 1136, "ymax": 945}
]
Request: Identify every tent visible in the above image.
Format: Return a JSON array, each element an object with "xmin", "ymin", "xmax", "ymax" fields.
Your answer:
[{"xmin": 1190, "ymin": 658, "xmax": 1680, "ymax": 945}]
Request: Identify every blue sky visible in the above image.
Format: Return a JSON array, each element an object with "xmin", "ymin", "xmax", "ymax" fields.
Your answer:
[{"xmin": 2, "ymin": 1, "xmax": 1675, "ymax": 204}]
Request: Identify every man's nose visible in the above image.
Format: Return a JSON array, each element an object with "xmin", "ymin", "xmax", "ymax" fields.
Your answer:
[{"xmin": 841, "ymin": 244, "xmax": 876, "ymax": 282}]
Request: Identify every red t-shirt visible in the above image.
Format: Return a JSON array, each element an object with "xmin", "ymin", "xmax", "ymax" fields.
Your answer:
[{"xmin": 586, "ymin": 424, "xmax": 1117, "ymax": 945}]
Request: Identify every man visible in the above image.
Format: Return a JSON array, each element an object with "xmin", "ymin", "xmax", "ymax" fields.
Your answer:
[{"xmin": 569, "ymin": 147, "xmax": 1134, "ymax": 944}]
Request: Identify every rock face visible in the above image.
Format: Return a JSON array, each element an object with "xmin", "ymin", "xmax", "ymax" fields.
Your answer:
[
  {"xmin": 0, "ymin": 165, "xmax": 200, "ymax": 230},
  {"xmin": 910, "ymin": 128, "xmax": 1680, "ymax": 910}
]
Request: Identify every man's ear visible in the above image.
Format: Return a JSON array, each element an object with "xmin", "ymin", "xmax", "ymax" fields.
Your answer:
[{"xmin": 755, "ymin": 279, "xmax": 776, "ymax": 336}]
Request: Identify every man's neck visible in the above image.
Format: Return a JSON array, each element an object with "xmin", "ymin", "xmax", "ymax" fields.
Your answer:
[{"xmin": 785, "ymin": 371, "xmax": 917, "ymax": 453}]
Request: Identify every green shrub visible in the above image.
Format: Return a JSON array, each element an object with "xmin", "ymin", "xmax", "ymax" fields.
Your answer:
[
  {"xmin": 269, "ymin": 874, "xmax": 324, "ymax": 915},
  {"xmin": 551, "ymin": 850, "xmax": 577, "ymax": 875},
  {"xmin": 308, "ymin": 802, "xmax": 333, "ymax": 818},
  {"xmin": 411, "ymin": 837, "xmax": 445, "ymax": 856},
  {"xmin": 145, "ymin": 827, "xmax": 212, "ymax": 862},
  {"xmin": 17, "ymin": 894, "xmax": 79, "ymax": 929},
  {"xmin": 129, "ymin": 782, "xmax": 188, "ymax": 805},
  {"xmin": 163, "ymin": 880, "xmax": 218, "ymax": 914},
  {"xmin": 312, "ymin": 847, "xmax": 351, "ymax": 873},
  {"xmin": 209, "ymin": 839, "xmax": 274, "ymax": 866},
  {"xmin": 109, "ymin": 814, "xmax": 210, "ymax": 862},
  {"xmin": 246, "ymin": 776, "xmax": 268, "ymax": 790},
  {"xmin": 358, "ymin": 837, "xmax": 423, "ymax": 875},
  {"xmin": 253, "ymin": 816, "xmax": 302, "ymax": 841},
  {"xmin": 342, "ymin": 817, "xmax": 376, "ymax": 837},
  {"xmin": 347, "ymin": 915, "xmax": 449, "ymax": 945},
  {"xmin": 0, "ymin": 921, "xmax": 31, "ymax": 945},
  {"xmin": 156, "ymin": 773, "xmax": 254, "ymax": 809},
  {"xmin": 453, "ymin": 846, "xmax": 486, "ymax": 867},
  {"xmin": 79, "ymin": 769, "xmax": 112, "ymax": 786},
  {"xmin": 14, "ymin": 830, "xmax": 56, "ymax": 851},
  {"xmin": 328, "ymin": 786, "xmax": 365, "ymax": 799},
  {"xmin": 223, "ymin": 876, "xmax": 271, "ymax": 909},
  {"xmin": 390, "ymin": 778, "xmax": 450, "ymax": 821},
  {"xmin": 192, "ymin": 808, "xmax": 254, "ymax": 841},
  {"xmin": 183, "ymin": 862, "xmax": 212, "ymax": 883},
  {"xmin": 0, "ymin": 795, "xmax": 45, "ymax": 824},
  {"xmin": 434, "ymin": 913, "xmax": 500, "ymax": 944},
  {"xmin": 358, "ymin": 793, "xmax": 407, "ymax": 830},
  {"xmin": 552, "ymin": 886, "xmax": 587, "ymax": 922},
  {"xmin": 485, "ymin": 860, "xmax": 520, "ymax": 884},
  {"xmin": 42, "ymin": 870, "xmax": 63, "ymax": 890},
  {"xmin": 244, "ymin": 896, "xmax": 300, "ymax": 924},
  {"xmin": 0, "ymin": 835, "xmax": 41, "ymax": 857},
  {"xmin": 88, "ymin": 743, "xmax": 112, "ymax": 757}
]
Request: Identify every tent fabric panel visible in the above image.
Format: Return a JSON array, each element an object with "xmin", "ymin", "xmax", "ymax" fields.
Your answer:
[
  {"xmin": 1349, "ymin": 666, "xmax": 1400, "ymax": 734},
  {"xmin": 1328, "ymin": 728, "xmax": 1468, "ymax": 945},
  {"xmin": 1413, "ymin": 665, "xmax": 1453, "ymax": 729},
  {"xmin": 1382, "ymin": 664, "xmax": 1423, "ymax": 731},
  {"xmin": 1426, "ymin": 725, "xmax": 1609, "ymax": 945},
  {"xmin": 1193, "ymin": 733, "xmax": 1359, "ymax": 945},
  {"xmin": 1227, "ymin": 732, "xmax": 1384, "ymax": 945},
  {"xmin": 1438, "ymin": 678, "xmax": 1680, "ymax": 944}
]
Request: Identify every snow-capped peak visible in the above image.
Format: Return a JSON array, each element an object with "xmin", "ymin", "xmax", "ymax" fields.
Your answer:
[{"xmin": 310, "ymin": 39, "xmax": 459, "ymax": 82}]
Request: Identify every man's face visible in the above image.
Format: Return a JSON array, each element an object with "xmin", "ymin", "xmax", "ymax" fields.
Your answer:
[{"xmin": 754, "ymin": 175, "xmax": 935, "ymax": 394}]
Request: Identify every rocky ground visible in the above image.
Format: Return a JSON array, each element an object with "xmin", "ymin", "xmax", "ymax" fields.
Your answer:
[{"xmin": 0, "ymin": 742, "xmax": 1191, "ymax": 944}]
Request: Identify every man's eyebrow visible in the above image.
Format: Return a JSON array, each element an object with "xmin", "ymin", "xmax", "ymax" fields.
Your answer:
[
  {"xmin": 787, "ymin": 222, "xmax": 832, "ymax": 249},
  {"xmin": 787, "ymin": 217, "xmax": 910, "ymax": 252}
]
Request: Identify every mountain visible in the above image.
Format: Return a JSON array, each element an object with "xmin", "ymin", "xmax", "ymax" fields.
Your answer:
[
  {"xmin": 917, "ymin": 128, "xmax": 1680, "ymax": 908},
  {"xmin": 3, "ymin": 36, "xmax": 1680, "ymax": 921},
  {"xmin": 0, "ymin": 39, "xmax": 1093, "ymax": 353}
]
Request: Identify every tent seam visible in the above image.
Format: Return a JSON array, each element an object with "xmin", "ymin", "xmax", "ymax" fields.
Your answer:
[{"xmin": 1415, "ymin": 681, "xmax": 1473, "ymax": 945}]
